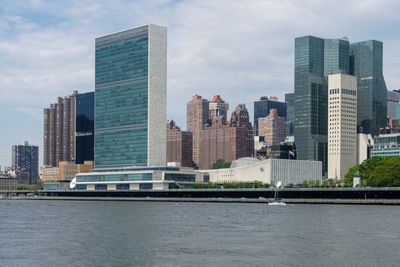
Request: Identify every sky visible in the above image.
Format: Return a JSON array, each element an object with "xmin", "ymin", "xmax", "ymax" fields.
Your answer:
[{"xmin": 1, "ymin": 0, "xmax": 400, "ymax": 168}]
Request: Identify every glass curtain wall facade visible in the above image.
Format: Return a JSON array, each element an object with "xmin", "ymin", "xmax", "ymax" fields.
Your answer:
[
  {"xmin": 94, "ymin": 25, "xmax": 167, "ymax": 169},
  {"xmin": 324, "ymin": 39, "xmax": 350, "ymax": 77},
  {"xmin": 284, "ymin": 93, "xmax": 295, "ymax": 123},
  {"xmin": 294, "ymin": 36, "xmax": 328, "ymax": 174},
  {"xmin": 295, "ymin": 36, "xmax": 352, "ymax": 175},
  {"xmin": 350, "ymin": 40, "xmax": 387, "ymax": 136},
  {"xmin": 75, "ymin": 92, "xmax": 94, "ymax": 164}
]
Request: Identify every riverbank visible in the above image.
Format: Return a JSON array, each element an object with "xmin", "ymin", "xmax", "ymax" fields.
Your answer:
[{"xmin": 4, "ymin": 196, "xmax": 400, "ymax": 205}]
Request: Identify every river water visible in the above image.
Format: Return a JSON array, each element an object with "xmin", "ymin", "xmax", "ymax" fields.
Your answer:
[{"xmin": 0, "ymin": 200, "xmax": 399, "ymax": 266}]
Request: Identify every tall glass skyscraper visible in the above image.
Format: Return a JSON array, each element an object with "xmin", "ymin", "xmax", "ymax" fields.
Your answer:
[
  {"xmin": 295, "ymin": 36, "xmax": 387, "ymax": 175},
  {"xmin": 350, "ymin": 40, "xmax": 387, "ymax": 136},
  {"xmin": 94, "ymin": 25, "xmax": 167, "ymax": 168},
  {"xmin": 324, "ymin": 39, "xmax": 350, "ymax": 77},
  {"xmin": 75, "ymin": 91, "xmax": 94, "ymax": 164},
  {"xmin": 294, "ymin": 36, "xmax": 328, "ymax": 174}
]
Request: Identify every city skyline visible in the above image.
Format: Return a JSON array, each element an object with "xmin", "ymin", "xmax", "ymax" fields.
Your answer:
[{"xmin": 1, "ymin": 0, "xmax": 400, "ymax": 167}]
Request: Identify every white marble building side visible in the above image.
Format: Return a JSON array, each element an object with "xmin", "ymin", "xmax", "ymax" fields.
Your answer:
[
  {"xmin": 148, "ymin": 24, "xmax": 167, "ymax": 167},
  {"xmin": 206, "ymin": 159, "xmax": 321, "ymax": 185}
]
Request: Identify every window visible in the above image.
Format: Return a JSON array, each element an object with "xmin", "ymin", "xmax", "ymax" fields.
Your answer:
[
  {"xmin": 95, "ymin": 184, "xmax": 107, "ymax": 190},
  {"xmin": 116, "ymin": 183, "xmax": 129, "ymax": 190},
  {"xmin": 139, "ymin": 183, "xmax": 153, "ymax": 190}
]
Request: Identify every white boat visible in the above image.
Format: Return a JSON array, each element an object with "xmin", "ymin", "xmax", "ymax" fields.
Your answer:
[
  {"xmin": 268, "ymin": 199, "xmax": 286, "ymax": 206},
  {"xmin": 268, "ymin": 181, "xmax": 286, "ymax": 206}
]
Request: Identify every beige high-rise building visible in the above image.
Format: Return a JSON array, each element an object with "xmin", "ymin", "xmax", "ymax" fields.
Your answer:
[
  {"xmin": 258, "ymin": 108, "xmax": 286, "ymax": 146},
  {"xmin": 328, "ymin": 73, "xmax": 357, "ymax": 180},
  {"xmin": 41, "ymin": 167, "xmax": 59, "ymax": 182},
  {"xmin": 186, "ymin": 95, "xmax": 209, "ymax": 132},
  {"xmin": 187, "ymin": 95, "xmax": 209, "ymax": 166},
  {"xmin": 59, "ymin": 161, "xmax": 94, "ymax": 181},
  {"xmin": 44, "ymin": 91, "xmax": 78, "ymax": 167}
]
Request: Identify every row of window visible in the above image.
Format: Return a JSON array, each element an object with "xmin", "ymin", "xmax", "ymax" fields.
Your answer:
[
  {"xmin": 76, "ymin": 173, "xmax": 153, "ymax": 183},
  {"xmin": 75, "ymin": 183, "xmax": 154, "ymax": 190},
  {"xmin": 329, "ymin": 88, "xmax": 356, "ymax": 96}
]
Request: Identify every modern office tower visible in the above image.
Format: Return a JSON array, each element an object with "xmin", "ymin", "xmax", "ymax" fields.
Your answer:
[
  {"xmin": 209, "ymin": 95, "xmax": 229, "ymax": 121},
  {"xmin": 327, "ymin": 74, "xmax": 357, "ymax": 180},
  {"xmin": 254, "ymin": 96, "xmax": 286, "ymax": 134},
  {"xmin": 350, "ymin": 40, "xmax": 387, "ymax": 136},
  {"xmin": 269, "ymin": 143, "xmax": 296, "ymax": 160},
  {"xmin": 194, "ymin": 104, "xmax": 254, "ymax": 169},
  {"xmin": 387, "ymin": 90, "xmax": 400, "ymax": 118},
  {"xmin": 166, "ymin": 121, "xmax": 193, "ymax": 167},
  {"xmin": 295, "ymin": 36, "xmax": 351, "ymax": 174},
  {"xmin": 186, "ymin": 95, "xmax": 209, "ymax": 132},
  {"xmin": 258, "ymin": 108, "xmax": 286, "ymax": 146},
  {"xmin": 295, "ymin": 36, "xmax": 328, "ymax": 174},
  {"xmin": 12, "ymin": 141, "xmax": 39, "ymax": 184},
  {"xmin": 43, "ymin": 91, "xmax": 77, "ymax": 167},
  {"xmin": 94, "ymin": 24, "xmax": 167, "ymax": 168},
  {"xmin": 324, "ymin": 39, "xmax": 350, "ymax": 76},
  {"xmin": 75, "ymin": 91, "xmax": 94, "ymax": 164},
  {"xmin": 285, "ymin": 93, "xmax": 295, "ymax": 123}
]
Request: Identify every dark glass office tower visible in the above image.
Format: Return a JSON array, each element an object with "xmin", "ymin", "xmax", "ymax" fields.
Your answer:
[
  {"xmin": 75, "ymin": 92, "xmax": 94, "ymax": 164},
  {"xmin": 285, "ymin": 93, "xmax": 295, "ymax": 123},
  {"xmin": 350, "ymin": 40, "xmax": 387, "ymax": 135},
  {"xmin": 12, "ymin": 141, "xmax": 39, "ymax": 184},
  {"xmin": 95, "ymin": 25, "xmax": 167, "ymax": 168},
  {"xmin": 254, "ymin": 97, "xmax": 286, "ymax": 134},
  {"xmin": 294, "ymin": 36, "xmax": 352, "ymax": 175},
  {"xmin": 324, "ymin": 39, "xmax": 350, "ymax": 76}
]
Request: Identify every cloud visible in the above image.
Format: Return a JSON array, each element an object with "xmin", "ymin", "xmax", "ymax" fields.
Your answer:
[
  {"xmin": 13, "ymin": 107, "xmax": 42, "ymax": 121},
  {"xmin": 0, "ymin": 0, "xmax": 400, "ymax": 166}
]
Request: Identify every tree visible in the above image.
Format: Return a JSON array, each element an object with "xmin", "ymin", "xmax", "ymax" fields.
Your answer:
[
  {"xmin": 212, "ymin": 159, "xmax": 231, "ymax": 169},
  {"xmin": 315, "ymin": 180, "xmax": 320, "ymax": 188},
  {"xmin": 368, "ymin": 157, "xmax": 400, "ymax": 187},
  {"xmin": 344, "ymin": 156, "xmax": 385, "ymax": 186},
  {"xmin": 302, "ymin": 180, "xmax": 309, "ymax": 188}
]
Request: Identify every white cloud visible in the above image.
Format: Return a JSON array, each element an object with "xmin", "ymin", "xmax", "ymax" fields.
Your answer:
[{"xmin": 13, "ymin": 107, "xmax": 42, "ymax": 121}]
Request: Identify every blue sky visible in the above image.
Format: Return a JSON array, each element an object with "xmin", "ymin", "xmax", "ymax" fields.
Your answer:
[{"xmin": 1, "ymin": 0, "xmax": 400, "ymax": 168}]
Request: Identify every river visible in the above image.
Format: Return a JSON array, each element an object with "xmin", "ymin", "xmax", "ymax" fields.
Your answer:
[{"xmin": 0, "ymin": 200, "xmax": 399, "ymax": 266}]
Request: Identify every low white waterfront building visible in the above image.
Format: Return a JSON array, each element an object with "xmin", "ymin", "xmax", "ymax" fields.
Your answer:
[
  {"xmin": 72, "ymin": 167, "xmax": 203, "ymax": 191},
  {"xmin": 200, "ymin": 157, "xmax": 322, "ymax": 185}
]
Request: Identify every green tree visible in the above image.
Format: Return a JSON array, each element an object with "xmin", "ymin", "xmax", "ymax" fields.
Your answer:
[
  {"xmin": 368, "ymin": 157, "xmax": 400, "ymax": 187},
  {"xmin": 302, "ymin": 180, "xmax": 309, "ymax": 188},
  {"xmin": 344, "ymin": 156, "xmax": 385, "ymax": 186},
  {"xmin": 212, "ymin": 159, "xmax": 231, "ymax": 169},
  {"xmin": 322, "ymin": 180, "xmax": 328, "ymax": 188},
  {"xmin": 315, "ymin": 180, "xmax": 320, "ymax": 188}
]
